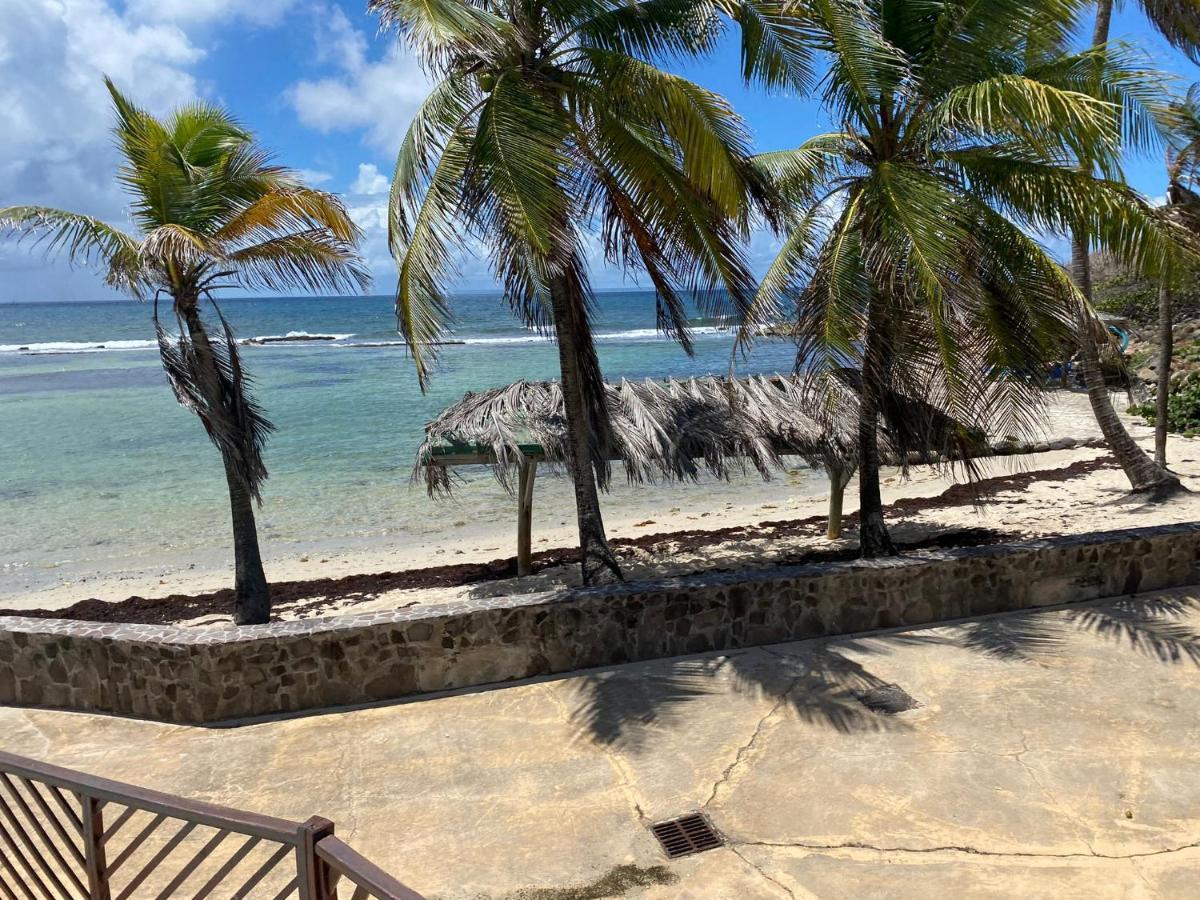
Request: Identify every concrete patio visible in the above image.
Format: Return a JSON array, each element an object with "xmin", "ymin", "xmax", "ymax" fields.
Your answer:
[{"xmin": 3, "ymin": 588, "xmax": 1200, "ymax": 898}]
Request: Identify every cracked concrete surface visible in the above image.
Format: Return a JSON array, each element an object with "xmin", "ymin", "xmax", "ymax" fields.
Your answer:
[{"xmin": 3, "ymin": 588, "xmax": 1200, "ymax": 898}]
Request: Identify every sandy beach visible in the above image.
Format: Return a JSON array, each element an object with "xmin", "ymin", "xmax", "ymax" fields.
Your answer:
[{"xmin": 4, "ymin": 390, "xmax": 1197, "ymax": 627}]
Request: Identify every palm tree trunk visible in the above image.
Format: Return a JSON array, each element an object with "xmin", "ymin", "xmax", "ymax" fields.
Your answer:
[
  {"xmin": 1073, "ymin": 0, "xmax": 1180, "ymax": 495},
  {"xmin": 178, "ymin": 299, "xmax": 272, "ymax": 623},
  {"xmin": 223, "ymin": 457, "xmax": 271, "ymax": 624},
  {"xmin": 857, "ymin": 298, "xmax": 896, "ymax": 557},
  {"xmin": 1092, "ymin": 0, "xmax": 1114, "ymax": 46},
  {"xmin": 549, "ymin": 276, "xmax": 623, "ymax": 585},
  {"xmin": 1071, "ymin": 237, "xmax": 1181, "ymax": 495},
  {"xmin": 1156, "ymin": 277, "xmax": 1174, "ymax": 466}
]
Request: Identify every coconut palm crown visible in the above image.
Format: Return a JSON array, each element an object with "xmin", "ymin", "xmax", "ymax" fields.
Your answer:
[
  {"xmin": 375, "ymin": 0, "xmax": 776, "ymax": 583},
  {"xmin": 739, "ymin": 0, "xmax": 1182, "ymax": 555},
  {"xmin": 0, "ymin": 78, "xmax": 368, "ymax": 623}
]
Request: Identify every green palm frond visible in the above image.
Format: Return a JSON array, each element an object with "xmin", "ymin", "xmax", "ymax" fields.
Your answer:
[
  {"xmin": 1141, "ymin": 0, "xmax": 1200, "ymax": 63},
  {"xmin": 929, "ymin": 74, "xmax": 1120, "ymax": 163},
  {"xmin": 0, "ymin": 205, "xmax": 138, "ymax": 267},
  {"xmin": 229, "ymin": 231, "xmax": 370, "ymax": 294},
  {"xmin": 216, "ymin": 187, "xmax": 361, "ymax": 246},
  {"xmin": 394, "ymin": 128, "xmax": 473, "ymax": 386},
  {"xmin": 718, "ymin": 0, "xmax": 818, "ymax": 93},
  {"xmin": 368, "ymin": 0, "xmax": 513, "ymax": 62}
]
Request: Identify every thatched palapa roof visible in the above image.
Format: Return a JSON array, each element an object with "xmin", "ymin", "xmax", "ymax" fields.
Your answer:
[{"xmin": 416, "ymin": 374, "xmax": 984, "ymax": 495}]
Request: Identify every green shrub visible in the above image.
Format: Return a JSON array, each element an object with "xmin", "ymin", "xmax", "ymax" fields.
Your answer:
[
  {"xmin": 1134, "ymin": 370, "xmax": 1200, "ymax": 433},
  {"xmin": 1093, "ymin": 275, "xmax": 1200, "ymax": 327}
]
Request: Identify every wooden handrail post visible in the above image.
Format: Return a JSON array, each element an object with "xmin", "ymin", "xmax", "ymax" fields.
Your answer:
[
  {"xmin": 298, "ymin": 815, "xmax": 337, "ymax": 900},
  {"xmin": 81, "ymin": 795, "xmax": 110, "ymax": 900}
]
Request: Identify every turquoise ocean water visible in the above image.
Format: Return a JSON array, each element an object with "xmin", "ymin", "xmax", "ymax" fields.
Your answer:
[{"xmin": 0, "ymin": 291, "xmax": 804, "ymax": 593}]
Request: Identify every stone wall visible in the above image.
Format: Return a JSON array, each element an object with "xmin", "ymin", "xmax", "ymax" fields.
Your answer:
[{"xmin": 1, "ymin": 524, "xmax": 1196, "ymax": 725}]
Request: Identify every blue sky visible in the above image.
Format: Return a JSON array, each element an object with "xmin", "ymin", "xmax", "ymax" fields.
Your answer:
[{"xmin": 0, "ymin": 0, "xmax": 1194, "ymax": 301}]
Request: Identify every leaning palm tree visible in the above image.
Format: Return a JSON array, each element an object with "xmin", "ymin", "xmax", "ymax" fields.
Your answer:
[
  {"xmin": 739, "ymin": 0, "xmax": 1179, "ymax": 555},
  {"xmin": 1154, "ymin": 84, "xmax": 1200, "ymax": 464},
  {"xmin": 1068, "ymin": 0, "xmax": 1200, "ymax": 493},
  {"xmin": 0, "ymin": 79, "xmax": 368, "ymax": 624},
  {"xmin": 374, "ymin": 0, "xmax": 771, "ymax": 584}
]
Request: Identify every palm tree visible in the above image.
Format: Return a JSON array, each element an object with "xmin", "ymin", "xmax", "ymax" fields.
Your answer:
[
  {"xmin": 1069, "ymin": 0, "xmax": 1200, "ymax": 493},
  {"xmin": 0, "ymin": 79, "xmax": 367, "ymax": 624},
  {"xmin": 374, "ymin": 0, "xmax": 771, "ymax": 584},
  {"xmin": 1155, "ymin": 84, "xmax": 1200, "ymax": 464},
  {"xmin": 740, "ymin": 0, "xmax": 1176, "ymax": 556}
]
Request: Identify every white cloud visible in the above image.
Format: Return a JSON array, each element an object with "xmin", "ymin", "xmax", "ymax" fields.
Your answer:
[
  {"xmin": 350, "ymin": 163, "xmax": 390, "ymax": 196},
  {"xmin": 296, "ymin": 168, "xmax": 334, "ymax": 186},
  {"xmin": 286, "ymin": 6, "xmax": 431, "ymax": 150},
  {"xmin": 123, "ymin": 0, "xmax": 297, "ymax": 27},
  {"xmin": 0, "ymin": 0, "xmax": 212, "ymax": 300}
]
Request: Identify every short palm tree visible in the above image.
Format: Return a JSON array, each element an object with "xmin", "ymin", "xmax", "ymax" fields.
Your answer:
[
  {"xmin": 0, "ymin": 79, "xmax": 368, "ymax": 624},
  {"xmin": 374, "ymin": 0, "xmax": 770, "ymax": 583},
  {"xmin": 740, "ymin": 0, "xmax": 1176, "ymax": 555},
  {"xmin": 1069, "ymin": 0, "xmax": 1200, "ymax": 493},
  {"xmin": 1154, "ymin": 85, "xmax": 1200, "ymax": 464}
]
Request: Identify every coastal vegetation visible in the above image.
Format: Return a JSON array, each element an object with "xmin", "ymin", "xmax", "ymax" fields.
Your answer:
[
  {"xmin": 4, "ymin": 0, "xmax": 1200, "ymax": 619},
  {"xmin": 374, "ymin": 0, "xmax": 773, "ymax": 583},
  {"xmin": 1066, "ymin": 0, "xmax": 1200, "ymax": 496},
  {"xmin": 737, "ymin": 0, "xmax": 1180, "ymax": 554},
  {"xmin": 1152, "ymin": 84, "xmax": 1200, "ymax": 463},
  {"xmin": 0, "ymin": 80, "xmax": 367, "ymax": 624}
]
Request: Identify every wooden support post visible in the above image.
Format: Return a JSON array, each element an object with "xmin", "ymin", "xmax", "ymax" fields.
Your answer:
[
  {"xmin": 298, "ymin": 815, "xmax": 337, "ymax": 900},
  {"xmin": 517, "ymin": 457, "xmax": 537, "ymax": 576},
  {"xmin": 82, "ymin": 795, "xmax": 110, "ymax": 900},
  {"xmin": 825, "ymin": 459, "xmax": 855, "ymax": 541}
]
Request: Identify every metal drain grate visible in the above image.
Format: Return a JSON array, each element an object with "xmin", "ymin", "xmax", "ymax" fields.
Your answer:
[
  {"xmin": 650, "ymin": 812, "xmax": 723, "ymax": 859},
  {"xmin": 855, "ymin": 683, "xmax": 920, "ymax": 715}
]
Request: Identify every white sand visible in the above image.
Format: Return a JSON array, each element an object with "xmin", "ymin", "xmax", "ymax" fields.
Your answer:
[{"xmin": 5, "ymin": 391, "xmax": 1199, "ymax": 624}]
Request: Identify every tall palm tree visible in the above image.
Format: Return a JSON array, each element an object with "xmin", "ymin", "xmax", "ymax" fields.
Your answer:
[
  {"xmin": 0, "ymin": 79, "xmax": 367, "ymax": 624},
  {"xmin": 740, "ymin": 0, "xmax": 1176, "ymax": 555},
  {"xmin": 1069, "ymin": 0, "xmax": 1200, "ymax": 493},
  {"xmin": 1155, "ymin": 84, "xmax": 1200, "ymax": 464},
  {"xmin": 374, "ymin": 0, "xmax": 771, "ymax": 584}
]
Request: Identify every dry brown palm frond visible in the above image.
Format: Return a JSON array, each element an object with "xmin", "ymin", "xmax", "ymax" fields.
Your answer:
[{"xmin": 415, "ymin": 372, "xmax": 994, "ymax": 497}]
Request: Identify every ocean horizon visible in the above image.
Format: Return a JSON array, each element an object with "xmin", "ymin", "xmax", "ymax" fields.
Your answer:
[{"xmin": 0, "ymin": 291, "xmax": 807, "ymax": 596}]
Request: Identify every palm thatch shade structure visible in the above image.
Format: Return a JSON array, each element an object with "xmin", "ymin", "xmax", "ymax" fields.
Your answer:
[{"xmin": 416, "ymin": 375, "xmax": 987, "ymax": 573}]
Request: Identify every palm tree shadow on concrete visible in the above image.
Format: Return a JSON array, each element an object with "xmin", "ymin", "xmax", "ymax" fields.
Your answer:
[
  {"xmin": 567, "ymin": 638, "xmax": 937, "ymax": 751},
  {"xmin": 566, "ymin": 594, "xmax": 1200, "ymax": 750}
]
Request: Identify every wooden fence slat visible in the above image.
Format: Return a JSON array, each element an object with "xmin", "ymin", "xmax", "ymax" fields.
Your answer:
[
  {"xmin": 14, "ymin": 776, "xmax": 86, "ymax": 867},
  {"xmin": 230, "ymin": 843, "xmax": 293, "ymax": 899},
  {"xmin": 1, "ymin": 751, "xmax": 425, "ymax": 900},
  {"xmin": 0, "ymin": 774, "xmax": 87, "ymax": 898},
  {"xmin": 191, "ymin": 835, "xmax": 261, "ymax": 900},
  {"xmin": 99, "ymin": 806, "xmax": 136, "ymax": 847},
  {"xmin": 46, "ymin": 787, "xmax": 82, "ymax": 835},
  {"xmin": 103, "ymin": 811, "xmax": 165, "ymax": 878},
  {"xmin": 270, "ymin": 876, "xmax": 301, "ymax": 900},
  {"xmin": 0, "ymin": 808, "xmax": 59, "ymax": 900},
  {"xmin": 150, "ymin": 828, "xmax": 229, "ymax": 900},
  {"xmin": 0, "ymin": 844, "xmax": 40, "ymax": 900},
  {"xmin": 0, "ymin": 869, "xmax": 22, "ymax": 900},
  {"xmin": 112, "ymin": 819, "xmax": 197, "ymax": 900}
]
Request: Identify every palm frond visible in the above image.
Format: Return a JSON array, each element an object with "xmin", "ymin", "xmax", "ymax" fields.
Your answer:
[
  {"xmin": 154, "ymin": 299, "xmax": 274, "ymax": 499},
  {"xmin": 229, "ymin": 231, "xmax": 369, "ymax": 294}
]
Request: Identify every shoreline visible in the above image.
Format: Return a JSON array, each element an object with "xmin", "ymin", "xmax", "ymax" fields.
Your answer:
[
  {"xmin": 4, "ymin": 392, "xmax": 1197, "ymax": 625},
  {"xmin": 1, "ymin": 453, "xmax": 1121, "ymax": 625}
]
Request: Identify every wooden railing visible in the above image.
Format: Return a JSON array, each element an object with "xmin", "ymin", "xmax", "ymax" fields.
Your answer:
[{"xmin": 0, "ymin": 750, "xmax": 424, "ymax": 899}]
